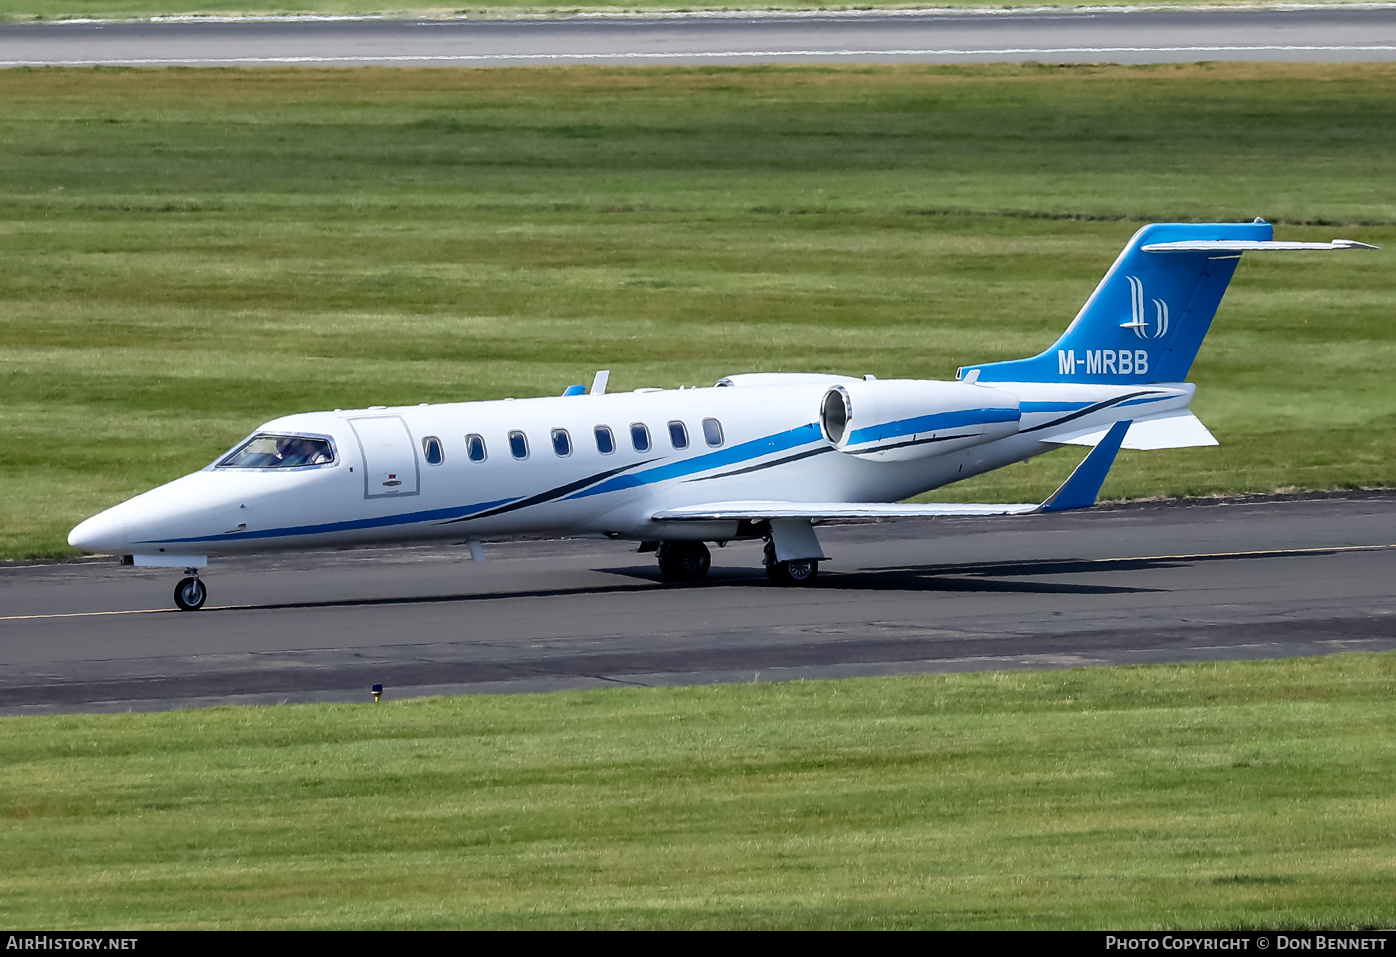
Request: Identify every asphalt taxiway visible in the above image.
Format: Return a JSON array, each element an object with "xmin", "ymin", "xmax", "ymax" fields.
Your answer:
[
  {"xmin": 3, "ymin": 8, "xmax": 1396, "ymax": 67},
  {"xmin": 2, "ymin": 495, "xmax": 1394, "ymax": 715}
]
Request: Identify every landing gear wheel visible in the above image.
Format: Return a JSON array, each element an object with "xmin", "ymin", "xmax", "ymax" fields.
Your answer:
[
  {"xmin": 763, "ymin": 538, "xmax": 820, "ymax": 586},
  {"xmin": 174, "ymin": 576, "xmax": 207, "ymax": 611},
  {"xmin": 770, "ymin": 558, "xmax": 819, "ymax": 586},
  {"xmin": 657, "ymin": 541, "xmax": 711, "ymax": 582}
]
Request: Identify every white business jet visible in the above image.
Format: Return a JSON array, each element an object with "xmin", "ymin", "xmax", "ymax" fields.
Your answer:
[{"xmin": 69, "ymin": 221, "xmax": 1374, "ymax": 610}]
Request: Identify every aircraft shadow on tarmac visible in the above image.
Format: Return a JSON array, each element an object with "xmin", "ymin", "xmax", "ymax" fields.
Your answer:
[
  {"xmin": 187, "ymin": 546, "xmax": 1350, "ymax": 614},
  {"xmin": 196, "ymin": 553, "xmax": 1190, "ymax": 614},
  {"xmin": 604, "ymin": 555, "xmax": 1174, "ymax": 595}
]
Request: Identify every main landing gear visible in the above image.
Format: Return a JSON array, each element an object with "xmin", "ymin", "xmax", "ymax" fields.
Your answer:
[
  {"xmin": 656, "ymin": 541, "xmax": 712, "ymax": 582},
  {"xmin": 652, "ymin": 538, "xmax": 820, "ymax": 586},
  {"xmin": 174, "ymin": 568, "xmax": 207, "ymax": 611},
  {"xmin": 763, "ymin": 538, "xmax": 819, "ymax": 586}
]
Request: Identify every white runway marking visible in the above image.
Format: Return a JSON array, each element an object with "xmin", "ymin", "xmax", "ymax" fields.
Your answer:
[
  {"xmin": 8, "ymin": 10, "xmax": 1396, "ymax": 67},
  {"xmin": 6, "ymin": 45, "xmax": 1396, "ymax": 67}
]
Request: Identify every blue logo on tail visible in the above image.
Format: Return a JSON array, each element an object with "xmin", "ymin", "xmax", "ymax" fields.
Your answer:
[{"xmin": 1121, "ymin": 276, "xmax": 1170, "ymax": 339}]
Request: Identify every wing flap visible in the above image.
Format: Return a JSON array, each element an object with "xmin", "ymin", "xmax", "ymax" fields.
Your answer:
[{"xmin": 652, "ymin": 501, "xmax": 1040, "ymax": 522}]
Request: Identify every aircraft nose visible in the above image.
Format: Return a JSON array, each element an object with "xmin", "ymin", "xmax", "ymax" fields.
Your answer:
[{"xmin": 68, "ymin": 508, "xmax": 129, "ymax": 554}]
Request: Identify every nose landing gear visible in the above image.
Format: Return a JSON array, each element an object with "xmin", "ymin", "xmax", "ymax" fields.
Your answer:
[{"xmin": 174, "ymin": 569, "xmax": 207, "ymax": 611}]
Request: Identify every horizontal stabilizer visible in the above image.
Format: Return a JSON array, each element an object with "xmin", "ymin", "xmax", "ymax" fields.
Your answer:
[
  {"xmin": 651, "ymin": 501, "xmax": 1039, "ymax": 522},
  {"xmin": 1045, "ymin": 410, "xmax": 1218, "ymax": 450},
  {"xmin": 1142, "ymin": 239, "xmax": 1378, "ymax": 253}
]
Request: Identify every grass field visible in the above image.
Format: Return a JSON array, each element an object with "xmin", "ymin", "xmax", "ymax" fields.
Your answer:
[
  {"xmin": 0, "ymin": 0, "xmax": 1372, "ymax": 25},
  {"xmin": 2, "ymin": 63, "xmax": 1394, "ymax": 559},
  {"xmin": 3, "ymin": 653, "xmax": 1394, "ymax": 928}
]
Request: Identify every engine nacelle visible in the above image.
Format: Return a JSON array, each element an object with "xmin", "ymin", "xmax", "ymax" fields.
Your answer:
[{"xmin": 820, "ymin": 379, "xmax": 1021, "ymax": 462}]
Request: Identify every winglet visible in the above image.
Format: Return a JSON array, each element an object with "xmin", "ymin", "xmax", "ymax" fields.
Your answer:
[{"xmin": 1040, "ymin": 419, "xmax": 1131, "ymax": 513}]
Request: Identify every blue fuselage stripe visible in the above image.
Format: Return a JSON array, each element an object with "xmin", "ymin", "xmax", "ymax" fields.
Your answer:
[
  {"xmin": 1021, "ymin": 401, "xmax": 1089, "ymax": 414},
  {"xmin": 847, "ymin": 407, "xmax": 1019, "ymax": 446},
  {"xmin": 141, "ymin": 497, "xmax": 517, "ymax": 545},
  {"xmin": 566, "ymin": 422, "xmax": 825, "ymax": 499},
  {"xmin": 143, "ymin": 423, "xmax": 832, "ymax": 544}
]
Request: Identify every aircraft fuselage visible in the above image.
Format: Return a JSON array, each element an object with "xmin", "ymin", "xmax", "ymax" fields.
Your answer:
[{"xmin": 68, "ymin": 377, "xmax": 1193, "ymax": 560}]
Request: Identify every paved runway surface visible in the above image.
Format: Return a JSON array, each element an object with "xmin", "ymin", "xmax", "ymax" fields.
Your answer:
[
  {"xmin": 4, "ymin": 8, "xmax": 1396, "ymax": 66},
  {"xmin": 3, "ymin": 495, "xmax": 1394, "ymax": 715}
]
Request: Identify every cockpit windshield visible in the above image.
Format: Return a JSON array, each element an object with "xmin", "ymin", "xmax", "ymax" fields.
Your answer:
[{"xmin": 217, "ymin": 434, "xmax": 335, "ymax": 469}]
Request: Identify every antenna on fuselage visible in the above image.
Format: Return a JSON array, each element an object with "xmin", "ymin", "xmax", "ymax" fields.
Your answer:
[{"xmin": 590, "ymin": 370, "xmax": 610, "ymax": 395}]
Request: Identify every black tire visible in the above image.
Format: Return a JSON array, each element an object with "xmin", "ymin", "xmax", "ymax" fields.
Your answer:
[
  {"xmin": 770, "ymin": 559, "xmax": 819, "ymax": 586},
  {"xmin": 657, "ymin": 541, "xmax": 711, "ymax": 582},
  {"xmin": 174, "ymin": 577, "xmax": 207, "ymax": 611}
]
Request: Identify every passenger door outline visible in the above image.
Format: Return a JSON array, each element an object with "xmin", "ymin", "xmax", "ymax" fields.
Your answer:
[{"xmin": 348, "ymin": 415, "xmax": 421, "ymax": 499}]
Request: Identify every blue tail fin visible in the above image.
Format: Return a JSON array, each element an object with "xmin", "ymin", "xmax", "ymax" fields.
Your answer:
[{"xmin": 959, "ymin": 221, "xmax": 1272, "ymax": 385}]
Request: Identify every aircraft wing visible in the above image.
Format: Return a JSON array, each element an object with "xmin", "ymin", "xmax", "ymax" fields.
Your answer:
[
  {"xmin": 653, "ymin": 418, "xmax": 1137, "ymax": 524},
  {"xmin": 651, "ymin": 501, "xmax": 1040, "ymax": 521}
]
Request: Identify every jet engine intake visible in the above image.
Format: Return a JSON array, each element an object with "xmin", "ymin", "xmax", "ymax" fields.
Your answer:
[{"xmin": 820, "ymin": 379, "xmax": 1021, "ymax": 462}]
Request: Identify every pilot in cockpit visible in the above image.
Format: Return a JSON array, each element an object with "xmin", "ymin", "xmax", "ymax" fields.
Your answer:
[{"xmin": 276, "ymin": 437, "xmax": 332, "ymax": 467}]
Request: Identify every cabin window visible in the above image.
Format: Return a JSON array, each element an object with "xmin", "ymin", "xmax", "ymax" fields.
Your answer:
[
  {"xmin": 217, "ymin": 433, "xmax": 334, "ymax": 469},
  {"xmin": 702, "ymin": 417, "xmax": 724, "ymax": 447},
  {"xmin": 551, "ymin": 428, "xmax": 573, "ymax": 457},
  {"xmin": 668, "ymin": 420, "xmax": 689, "ymax": 450},
  {"xmin": 508, "ymin": 431, "xmax": 529, "ymax": 460},
  {"xmin": 422, "ymin": 436, "xmax": 444, "ymax": 466},
  {"xmin": 630, "ymin": 423, "xmax": 651, "ymax": 453},
  {"xmin": 465, "ymin": 433, "xmax": 487, "ymax": 463},
  {"xmin": 594, "ymin": 426, "xmax": 615, "ymax": 455}
]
